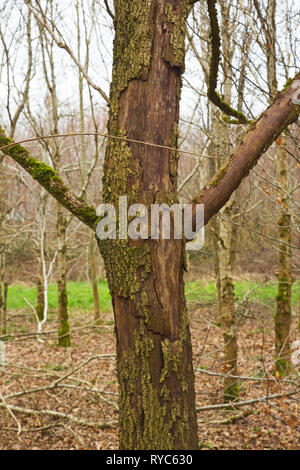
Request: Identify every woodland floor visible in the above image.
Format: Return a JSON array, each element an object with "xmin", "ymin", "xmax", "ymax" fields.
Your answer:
[{"xmin": 0, "ymin": 298, "xmax": 299, "ymax": 450}]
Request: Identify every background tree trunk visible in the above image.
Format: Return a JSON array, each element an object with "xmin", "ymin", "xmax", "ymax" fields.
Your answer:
[
  {"xmin": 0, "ymin": 254, "xmax": 8, "ymax": 336},
  {"xmin": 256, "ymin": 0, "xmax": 292, "ymax": 375},
  {"xmin": 57, "ymin": 203, "xmax": 71, "ymax": 347},
  {"xmin": 275, "ymin": 137, "xmax": 292, "ymax": 375},
  {"xmin": 197, "ymin": 4, "xmax": 240, "ymax": 401},
  {"xmin": 36, "ymin": 256, "xmax": 45, "ymax": 323},
  {"xmin": 208, "ymin": 107, "xmax": 239, "ymax": 402},
  {"xmin": 88, "ymin": 232, "xmax": 101, "ymax": 324},
  {"xmin": 218, "ymin": 199, "xmax": 238, "ymax": 401}
]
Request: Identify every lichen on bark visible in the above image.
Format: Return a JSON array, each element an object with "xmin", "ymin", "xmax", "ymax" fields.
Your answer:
[
  {"xmin": 0, "ymin": 129, "xmax": 62, "ymax": 185},
  {"xmin": 164, "ymin": 1, "xmax": 190, "ymax": 69},
  {"xmin": 102, "ymin": 128, "xmax": 138, "ymax": 206},
  {"xmin": 118, "ymin": 305, "xmax": 195, "ymax": 450},
  {"xmin": 169, "ymin": 123, "xmax": 180, "ymax": 182},
  {"xmin": 98, "ymin": 238, "xmax": 151, "ymax": 298}
]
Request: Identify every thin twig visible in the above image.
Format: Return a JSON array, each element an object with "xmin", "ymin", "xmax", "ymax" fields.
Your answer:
[
  {"xmin": 196, "ymin": 390, "xmax": 298, "ymax": 412},
  {"xmin": 0, "ymin": 390, "xmax": 22, "ymax": 436},
  {"xmin": 0, "ymin": 402, "xmax": 117, "ymax": 428}
]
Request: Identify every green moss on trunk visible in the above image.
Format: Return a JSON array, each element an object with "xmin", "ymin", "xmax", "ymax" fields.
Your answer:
[
  {"xmin": 118, "ymin": 308, "xmax": 196, "ymax": 450},
  {"xmin": 0, "ymin": 128, "xmax": 99, "ymax": 229}
]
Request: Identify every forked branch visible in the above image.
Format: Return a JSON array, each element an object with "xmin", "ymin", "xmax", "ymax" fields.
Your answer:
[
  {"xmin": 191, "ymin": 76, "xmax": 300, "ymax": 227},
  {"xmin": 206, "ymin": 0, "xmax": 250, "ymax": 124}
]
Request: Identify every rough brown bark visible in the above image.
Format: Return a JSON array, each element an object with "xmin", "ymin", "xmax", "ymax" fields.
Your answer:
[{"xmin": 98, "ymin": 0, "xmax": 198, "ymax": 449}]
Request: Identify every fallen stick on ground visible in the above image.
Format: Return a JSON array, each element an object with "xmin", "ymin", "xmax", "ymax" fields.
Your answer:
[
  {"xmin": 196, "ymin": 390, "xmax": 298, "ymax": 412},
  {"xmin": 0, "ymin": 402, "xmax": 117, "ymax": 429},
  {"xmin": 198, "ymin": 409, "xmax": 252, "ymax": 425}
]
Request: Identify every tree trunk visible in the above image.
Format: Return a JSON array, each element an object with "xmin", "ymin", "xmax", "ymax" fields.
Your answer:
[
  {"xmin": 57, "ymin": 203, "xmax": 71, "ymax": 347},
  {"xmin": 88, "ymin": 232, "xmax": 101, "ymax": 324},
  {"xmin": 218, "ymin": 201, "xmax": 238, "ymax": 401},
  {"xmin": 98, "ymin": 0, "xmax": 198, "ymax": 449},
  {"xmin": 0, "ymin": 254, "xmax": 8, "ymax": 336},
  {"xmin": 298, "ymin": 288, "xmax": 300, "ymax": 332},
  {"xmin": 216, "ymin": 112, "xmax": 238, "ymax": 402},
  {"xmin": 36, "ymin": 255, "xmax": 45, "ymax": 323},
  {"xmin": 207, "ymin": 105, "xmax": 239, "ymax": 402},
  {"xmin": 275, "ymin": 137, "xmax": 292, "ymax": 375},
  {"xmin": 0, "ymin": 281, "xmax": 8, "ymax": 336}
]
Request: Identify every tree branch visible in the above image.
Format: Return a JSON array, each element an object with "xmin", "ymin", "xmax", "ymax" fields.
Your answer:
[
  {"xmin": 8, "ymin": 10, "xmax": 33, "ymax": 138},
  {"xmin": 196, "ymin": 390, "xmax": 298, "ymax": 412},
  {"xmin": 191, "ymin": 76, "xmax": 300, "ymax": 227},
  {"xmin": 0, "ymin": 402, "xmax": 117, "ymax": 429},
  {"xmin": 104, "ymin": 0, "xmax": 114, "ymax": 20},
  {"xmin": 206, "ymin": 0, "xmax": 250, "ymax": 124},
  {"xmin": 24, "ymin": 0, "xmax": 110, "ymax": 104},
  {"xmin": 0, "ymin": 129, "xmax": 99, "ymax": 230}
]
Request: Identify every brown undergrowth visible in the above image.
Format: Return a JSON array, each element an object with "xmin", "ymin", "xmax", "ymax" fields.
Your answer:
[{"xmin": 0, "ymin": 303, "xmax": 299, "ymax": 450}]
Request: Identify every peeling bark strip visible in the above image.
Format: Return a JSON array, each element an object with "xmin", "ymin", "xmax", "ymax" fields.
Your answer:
[
  {"xmin": 98, "ymin": 0, "xmax": 198, "ymax": 450},
  {"xmin": 0, "ymin": 128, "xmax": 99, "ymax": 230},
  {"xmin": 192, "ymin": 77, "xmax": 300, "ymax": 228}
]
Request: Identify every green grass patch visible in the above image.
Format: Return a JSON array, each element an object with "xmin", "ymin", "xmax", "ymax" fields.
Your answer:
[
  {"xmin": 185, "ymin": 280, "xmax": 300, "ymax": 309},
  {"xmin": 7, "ymin": 279, "xmax": 300, "ymax": 312},
  {"xmin": 7, "ymin": 280, "xmax": 112, "ymax": 312}
]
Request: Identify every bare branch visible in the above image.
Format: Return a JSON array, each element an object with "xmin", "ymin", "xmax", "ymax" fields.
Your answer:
[
  {"xmin": 0, "ymin": 129, "xmax": 99, "ymax": 230},
  {"xmin": 9, "ymin": 11, "xmax": 33, "ymax": 138},
  {"xmin": 196, "ymin": 390, "xmax": 298, "ymax": 412},
  {"xmin": 206, "ymin": 0, "xmax": 250, "ymax": 124},
  {"xmin": 104, "ymin": 0, "xmax": 114, "ymax": 20},
  {"xmin": 0, "ymin": 389, "xmax": 22, "ymax": 436},
  {"xmin": 191, "ymin": 76, "xmax": 300, "ymax": 227},
  {"xmin": 24, "ymin": 0, "xmax": 110, "ymax": 104},
  {"xmin": 0, "ymin": 402, "xmax": 117, "ymax": 429}
]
